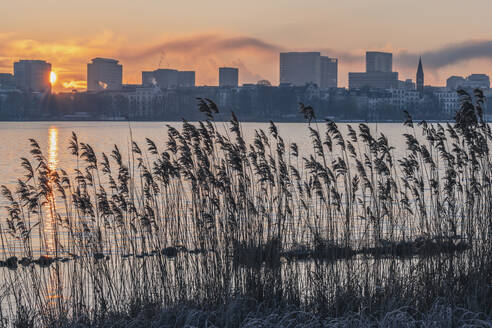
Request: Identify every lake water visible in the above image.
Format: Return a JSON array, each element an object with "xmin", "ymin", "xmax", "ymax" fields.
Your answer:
[
  {"xmin": 0, "ymin": 121, "xmax": 482, "ymax": 324},
  {"xmin": 0, "ymin": 121, "xmax": 410, "ymax": 189},
  {"xmin": 0, "ymin": 121, "xmax": 416, "ymax": 257}
]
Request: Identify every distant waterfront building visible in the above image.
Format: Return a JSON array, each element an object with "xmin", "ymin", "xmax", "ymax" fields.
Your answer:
[
  {"xmin": 366, "ymin": 51, "xmax": 392, "ymax": 73},
  {"xmin": 320, "ymin": 56, "xmax": 338, "ymax": 88},
  {"xmin": 219, "ymin": 67, "xmax": 239, "ymax": 87},
  {"xmin": 177, "ymin": 71, "xmax": 196, "ymax": 87},
  {"xmin": 14, "ymin": 60, "xmax": 52, "ymax": 92},
  {"xmin": 153, "ymin": 69, "xmax": 178, "ymax": 88},
  {"xmin": 143, "ymin": 69, "xmax": 196, "ymax": 88},
  {"xmin": 446, "ymin": 76, "xmax": 465, "ymax": 90},
  {"xmin": 280, "ymin": 52, "xmax": 321, "ymax": 87},
  {"xmin": 0, "ymin": 73, "xmax": 15, "ymax": 89},
  {"xmin": 348, "ymin": 52, "xmax": 398, "ymax": 90},
  {"xmin": 279, "ymin": 52, "xmax": 338, "ymax": 88},
  {"xmin": 416, "ymin": 57, "xmax": 424, "ymax": 96},
  {"xmin": 349, "ymin": 72, "xmax": 399, "ymax": 90},
  {"xmin": 398, "ymin": 79, "xmax": 415, "ymax": 90},
  {"xmin": 142, "ymin": 71, "xmax": 156, "ymax": 86},
  {"xmin": 465, "ymin": 74, "xmax": 490, "ymax": 89},
  {"xmin": 87, "ymin": 58, "xmax": 122, "ymax": 92},
  {"xmin": 434, "ymin": 89, "xmax": 460, "ymax": 115}
]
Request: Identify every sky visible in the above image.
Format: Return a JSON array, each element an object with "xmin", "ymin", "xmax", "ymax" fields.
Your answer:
[{"xmin": 2, "ymin": 0, "xmax": 492, "ymax": 92}]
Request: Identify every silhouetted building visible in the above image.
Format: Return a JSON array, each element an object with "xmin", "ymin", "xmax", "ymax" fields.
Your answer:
[
  {"xmin": 349, "ymin": 72, "xmax": 399, "ymax": 89},
  {"xmin": 142, "ymin": 71, "xmax": 156, "ymax": 86},
  {"xmin": 465, "ymin": 74, "xmax": 490, "ymax": 89},
  {"xmin": 280, "ymin": 52, "xmax": 321, "ymax": 87},
  {"xmin": 14, "ymin": 60, "xmax": 52, "ymax": 93},
  {"xmin": 153, "ymin": 69, "xmax": 178, "ymax": 88},
  {"xmin": 0, "ymin": 73, "xmax": 15, "ymax": 89},
  {"xmin": 178, "ymin": 71, "xmax": 196, "ymax": 87},
  {"xmin": 399, "ymin": 79, "xmax": 415, "ymax": 90},
  {"xmin": 349, "ymin": 52, "xmax": 398, "ymax": 90},
  {"xmin": 219, "ymin": 67, "xmax": 238, "ymax": 87},
  {"xmin": 142, "ymin": 69, "xmax": 196, "ymax": 88},
  {"xmin": 446, "ymin": 76, "xmax": 465, "ymax": 90},
  {"xmin": 87, "ymin": 58, "xmax": 122, "ymax": 92},
  {"xmin": 416, "ymin": 57, "xmax": 424, "ymax": 96},
  {"xmin": 320, "ymin": 57, "xmax": 338, "ymax": 88},
  {"xmin": 366, "ymin": 52, "xmax": 392, "ymax": 73}
]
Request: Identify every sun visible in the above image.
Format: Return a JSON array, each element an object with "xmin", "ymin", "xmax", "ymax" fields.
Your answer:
[{"xmin": 50, "ymin": 71, "xmax": 57, "ymax": 84}]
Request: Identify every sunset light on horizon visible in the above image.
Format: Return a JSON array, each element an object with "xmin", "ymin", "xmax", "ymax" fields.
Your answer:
[{"xmin": 2, "ymin": 0, "xmax": 492, "ymax": 92}]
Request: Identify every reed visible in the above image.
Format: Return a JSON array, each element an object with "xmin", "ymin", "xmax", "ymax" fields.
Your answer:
[{"xmin": 0, "ymin": 90, "xmax": 491, "ymax": 327}]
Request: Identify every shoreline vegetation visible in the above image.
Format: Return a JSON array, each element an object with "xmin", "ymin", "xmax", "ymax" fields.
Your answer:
[{"xmin": 0, "ymin": 89, "xmax": 491, "ymax": 327}]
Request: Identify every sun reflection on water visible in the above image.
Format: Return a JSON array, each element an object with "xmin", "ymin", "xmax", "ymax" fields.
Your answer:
[
  {"xmin": 44, "ymin": 127, "xmax": 63, "ymax": 305},
  {"xmin": 45, "ymin": 127, "xmax": 58, "ymax": 254}
]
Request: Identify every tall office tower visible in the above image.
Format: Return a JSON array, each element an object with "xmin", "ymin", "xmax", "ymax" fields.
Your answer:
[
  {"xmin": 348, "ymin": 51, "xmax": 398, "ymax": 90},
  {"xmin": 152, "ymin": 69, "xmax": 179, "ymax": 88},
  {"xmin": 416, "ymin": 57, "xmax": 424, "ymax": 96},
  {"xmin": 87, "ymin": 58, "xmax": 122, "ymax": 92},
  {"xmin": 366, "ymin": 51, "xmax": 392, "ymax": 72},
  {"xmin": 320, "ymin": 56, "xmax": 338, "ymax": 88},
  {"xmin": 219, "ymin": 67, "xmax": 239, "ymax": 87},
  {"xmin": 177, "ymin": 71, "xmax": 196, "ymax": 87},
  {"xmin": 14, "ymin": 60, "xmax": 52, "ymax": 92},
  {"xmin": 279, "ymin": 52, "xmax": 321, "ymax": 86}
]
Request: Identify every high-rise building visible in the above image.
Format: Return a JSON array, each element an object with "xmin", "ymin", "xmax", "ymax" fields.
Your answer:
[
  {"xmin": 366, "ymin": 52, "xmax": 392, "ymax": 73},
  {"xmin": 320, "ymin": 57, "xmax": 338, "ymax": 89},
  {"xmin": 416, "ymin": 57, "xmax": 424, "ymax": 96},
  {"xmin": 219, "ymin": 67, "xmax": 238, "ymax": 87},
  {"xmin": 177, "ymin": 71, "xmax": 196, "ymax": 87},
  {"xmin": 13, "ymin": 60, "xmax": 52, "ymax": 92},
  {"xmin": 87, "ymin": 58, "xmax": 122, "ymax": 92},
  {"xmin": 348, "ymin": 52, "xmax": 398, "ymax": 90},
  {"xmin": 280, "ymin": 52, "xmax": 321, "ymax": 87},
  {"xmin": 153, "ymin": 69, "xmax": 178, "ymax": 88}
]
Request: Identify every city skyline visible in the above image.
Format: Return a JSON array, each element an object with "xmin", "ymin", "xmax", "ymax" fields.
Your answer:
[{"xmin": 2, "ymin": 0, "xmax": 492, "ymax": 91}]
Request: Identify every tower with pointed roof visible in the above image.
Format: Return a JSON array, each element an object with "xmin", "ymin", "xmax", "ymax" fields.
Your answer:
[{"xmin": 416, "ymin": 57, "xmax": 424, "ymax": 97}]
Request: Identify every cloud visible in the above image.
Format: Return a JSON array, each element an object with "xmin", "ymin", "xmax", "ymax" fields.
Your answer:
[
  {"xmin": 119, "ymin": 35, "xmax": 283, "ymax": 62},
  {"xmin": 396, "ymin": 40, "xmax": 492, "ymax": 69},
  {"xmin": 231, "ymin": 59, "xmax": 264, "ymax": 83},
  {"xmin": 1, "ymin": 32, "xmax": 492, "ymax": 90}
]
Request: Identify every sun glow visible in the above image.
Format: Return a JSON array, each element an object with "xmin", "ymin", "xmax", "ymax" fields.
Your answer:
[{"xmin": 50, "ymin": 71, "xmax": 57, "ymax": 84}]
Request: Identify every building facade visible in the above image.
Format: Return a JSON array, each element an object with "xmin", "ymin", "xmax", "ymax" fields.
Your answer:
[
  {"xmin": 446, "ymin": 76, "xmax": 466, "ymax": 90},
  {"xmin": 87, "ymin": 58, "xmax": 122, "ymax": 92},
  {"xmin": 366, "ymin": 52, "xmax": 392, "ymax": 73},
  {"xmin": 0, "ymin": 73, "xmax": 15, "ymax": 89},
  {"xmin": 434, "ymin": 90, "xmax": 460, "ymax": 115},
  {"xmin": 465, "ymin": 74, "xmax": 490, "ymax": 89},
  {"xmin": 349, "ymin": 72, "xmax": 399, "ymax": 90},
  {"xmin": 320, "ymin": 56, "xmax": 338, "ymax": 89},
  {"xmin": 219, "ymin": 67, "xmax": 239, "ymax": 87},
  {"xmin": 280, "ymin": 52, "xmax": 321, "ymax": 87},
  {"xmin": 14, "ymin": 60, "xmax": 52, "ymax": 93},
  {"xmin": 177, "ymin": 71, "xmax": 196, "ymax": 87},
  {"xmin": 349, "ymin": 52, "xmax": 397, "ymax": 90}
]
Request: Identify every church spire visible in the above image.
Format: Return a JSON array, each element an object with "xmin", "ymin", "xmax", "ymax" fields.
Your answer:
[{"xmin": 416, "ymin": 57, "xmax": 424, "ymax": 96}]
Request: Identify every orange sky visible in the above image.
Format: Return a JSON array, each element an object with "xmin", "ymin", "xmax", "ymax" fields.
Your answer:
[{"xmin": 2, "ymin": 0, "xmax": 492, "ymax": 92}]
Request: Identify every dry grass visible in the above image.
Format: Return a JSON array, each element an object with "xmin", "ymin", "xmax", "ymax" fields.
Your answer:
[{"xmin": 0, "ymin": 90, "xmax": 491, "ymax": 327}]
